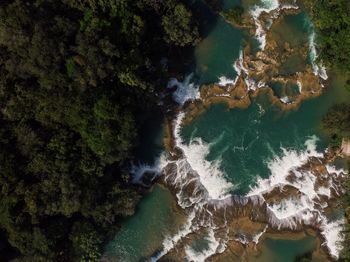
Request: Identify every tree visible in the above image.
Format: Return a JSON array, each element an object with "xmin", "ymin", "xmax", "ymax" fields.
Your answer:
[
  {"xmin": 162, "ymin": 3, "xmax": 200, "ymax": 46},
  {"xmin": 305, "ymin": 0, "xmax": 350, "ymax": 72},
  {"xmin": 322, "ymin": 103, "xmax": 350, "ymax": 139},
  {"xmin": 321, "ymin": 103, "xmax": 350, "ymax": 260},
  {"xmin": 0, "ymin": 0, "xmax": 202, "ymax": 260}
]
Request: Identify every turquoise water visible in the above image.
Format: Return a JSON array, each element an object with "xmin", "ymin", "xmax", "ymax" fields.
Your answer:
[
  {"xmin": 106, "ymin": 2, "xmax": 350, "ymax": 261},
  {"xmin": 104, "ymin": 185, "xmax": 184, "ymax": 261},
  {"xmin": 271, "ymin": 11, "xmax": 310, "ymax": 49},
  {"xmin": 223, "ymin": 0, "xmax": 241, "ymax": 10},
  {"xmin": 194, "ymin": 16, "xmax": 243, "ymax": 84},
  {"xmin": 181, "ymin": 81, "xmax": 350, "ymax": 195},
  {"xmin": 269, "ymin": 81, "xmax": 300, "ymax": 101},
  {"xmin": 182, "ymin": 8, "xmax": 350, "ymax": 195},
  {"xmin": 252, "ymin": 235, "xmax": 316, "ymax": 262}
]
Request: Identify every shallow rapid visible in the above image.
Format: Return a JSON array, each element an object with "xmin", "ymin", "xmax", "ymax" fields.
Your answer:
[{"xmin": 104, "ymin": 1, "xmax": 350, "ymax": 261}]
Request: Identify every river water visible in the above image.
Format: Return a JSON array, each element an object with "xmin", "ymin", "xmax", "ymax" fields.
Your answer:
[{"xmin": 105, "ymin": 0, "xmax": 350, "ymax": 261}]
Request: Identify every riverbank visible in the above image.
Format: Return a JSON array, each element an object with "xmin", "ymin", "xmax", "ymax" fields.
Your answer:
[
  {"xmin": 159, "ymin": 114, "xmax": 346, "ymax": 260},
  {"xmin": 107, "ymin": 0, "xmax": 349, "ymax": 261},
  {"xmin": 156, "ymin": 1, "xmax": 347, "ymax": 260},
  {"xmin": 182, "ymin": 5, "xmax": 325, "ymax": 125}
]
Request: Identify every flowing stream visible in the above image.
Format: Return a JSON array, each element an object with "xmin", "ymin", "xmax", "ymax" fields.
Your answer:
[{"xmin": 105, "ymin": 1, "xmax": 350, "ymax": 261}]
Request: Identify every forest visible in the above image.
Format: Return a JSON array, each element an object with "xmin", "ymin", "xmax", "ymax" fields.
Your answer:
[
  {"xmin": 1, "ymin": 0, "xmax": 349, "ymax": 261},
  {"xmin": 306, "ymin": 0, "xmax": 350, "ymax": 260},
  {"xmin": 322, "ymin": 103, "xmax": 350, "ymax": 261},
  {"xmin": 304, "ymin": 0, "xmax": 350, "ymax": 72},
  {"xmin": 0, "ymin": 0, "xmax": 201, "ymax": 261}
]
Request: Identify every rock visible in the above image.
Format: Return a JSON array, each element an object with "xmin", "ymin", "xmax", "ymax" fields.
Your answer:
[{"xmin": 341, "ymin": 138, "xmax": 350, "ymax": 156}]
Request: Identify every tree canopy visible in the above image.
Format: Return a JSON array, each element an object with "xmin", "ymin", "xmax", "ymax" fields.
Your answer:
[
  {"xmin": 304, "ymin": 0, "xmax": 350, "ymax": 72},
  {"xmin": 0, "ymin": 0, "xmax": 200, "ymax": 260},
  {"xmin": 322, "ymin": 103, "xmax": 350, "ymax": 139},
  {"xmin": 305, "ymin": 1, "xmax": 350, "ymax": 259},
  {"xmin": 322, "ymin": 103, "xmax": 350, "ymax": 260}
]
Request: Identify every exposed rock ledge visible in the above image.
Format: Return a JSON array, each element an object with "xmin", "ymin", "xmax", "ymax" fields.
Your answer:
[
  {"xmin": 182, "ymin": 6, "xmax": 325, "ymax": 125},
  {"xmin": 155, "ymin": 3, "xmax": 344, "ymax": 262},
  {"xmin": 341, "ymin": 139, "xmax": 350, "ymax": 157}
]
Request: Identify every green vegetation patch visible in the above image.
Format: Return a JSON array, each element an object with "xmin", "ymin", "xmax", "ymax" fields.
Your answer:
[
  {"xmin": 221, "ymin": 6, "xmax": 245, "ymax": 26},
  {"xmin": 0, "ymin": 0, "xmax": 201, "ymax": 261},
  {"xmin": 305, "ymin": 0, "xmax": 350, "ymax": 72}
]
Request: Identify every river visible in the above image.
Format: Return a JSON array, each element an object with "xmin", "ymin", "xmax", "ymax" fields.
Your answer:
[{"xmin": 104, "ymin": 0, "xmax": 350, "ymax": 261}]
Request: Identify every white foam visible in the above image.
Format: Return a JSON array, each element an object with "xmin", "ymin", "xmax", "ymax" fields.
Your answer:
[
  {"xmin": 174, "ymin": 114, "xmax": 234, "ymax": 200},
  {"xmin": 253, "ymin": 225, "xmax": 268, "ymax": 244},
  {"xmin": 232, "ymin": 50, "xmax": 260, "ymax": 91},
  {"xmin": 326, "ymin": 164, "xmax": 347, "ymax": 177},
  {"xmin": 297, "ymin": 80, "xmax": 302, "ymax": 93},
  {"xmin": 280, "ymin": 3, "xmax": 298, "ymax": 10},
  {"xmin": 214, "ymin": 93, "xmax": 231, "ymax": 97},
  {"xmin": 157, "ymin": 123, "xmax": 346, "ymax": 260},
  {"xmin": 233, "ymin": 50, "xmax": 244, "ymax": 76},
  {"xmin": 158, "ymin": 55, "xmax": 343, "ymax": 259},
  {"xmin": 250, "ymin": 0, "xmax": 299, "ymax": 50},
  {"xmin": 217, "ymin": 50, "xmax": 244, "ymax": 88},
  {"xmin": 308, "ymin": 30, "xmax": 328, "ymax": 80},
  {"xmin": 131, "ymin": 154, "xmax": 168, "ymax": 184},
  {"xmin": 246, "ymin": 136, "xmax": 326, "ymax": 230},
  {"xmin": 245, "ymin": 78, "xmax": 258, "ymax": 91},
  {"xmin": 218, "ymin": 49, "xmax": 248, "ymax": 86},
  {"xmin": 258, "ymin": 81, "xmax": 265, "ymax": 88},
  {"xmin": 257, "ymin": 103, "xmax": 266, "ymax": 116},
  {"xmin": 149, "ymin": 211, "xmax": 196, "ymax": 261},
  {"xmin": 250, "ymin": 0, "xmax": 280, "ymax": 50},
  {"xmin": 218, "ymin": 76, "xmax": 236, "ymax": 87},
  {"xmin": 244, "ymin": 135, "xmax": 347, "ymax": 256},
  {"xmin": 317, "ymin": 186, "xmax": 331, "ymax": 198},
  {"xmin": 267, "ymin": 195, "xmax": 313, "ymax": 220},
  {"xmin": 248, "ymin": 135, "xmax": 322, "ymax": 196},
  {"xmin": 280, "ymin": 96, "xmax": 290, "ymax": 104},
  {"xmin": 321, "ymin": 219, "xmax": 345, "ymax": 259},
  {"xmin": 236, "ymin": 234, "xmax": 249, "ymax": 245},
  {"xmin": 167, "ymin": 74, "xmax": 200, "ymax": 105}
]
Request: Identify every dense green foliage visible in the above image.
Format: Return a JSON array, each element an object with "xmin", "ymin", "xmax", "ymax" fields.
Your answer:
[
  {"xmin": 0, "ymin": 0, "xmax": 200, "ymax": 261},
  {"xmin": 322, "ymin": 103, "xmax": 350, "ymax": 148},
  {"xmin": 294, "ymin": 252, "xmax": 312, "ymax": 262},
  {"xmin": 221, "ymin": 6, "xmax": 244, "ymax": 26},
  {"xmin": 345, "ymin": 80, "xmax": 350, "ymax": 93},
  {"xmin": 308, "ymin": 1, "xmax": 350, "ymax": 259},
  {"xmin": 322, "ymin": 104, "xmax": 350, "ymax": 261},
  {"xmin": 305, "ymin": 0, "xmax": 350, "ymax": 72}
]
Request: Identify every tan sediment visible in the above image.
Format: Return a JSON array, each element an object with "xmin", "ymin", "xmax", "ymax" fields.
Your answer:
[
  {"xmin": 263, "ymin": 185, "xmax": 301, "ymax": 203},
  {"xmin": 158, "ymin": 2, "xmax": 339, "ymax": 262},
  {"xmin": 221, "ymin": 10, "xmax": 255, "ymax": 31},
  {"xmin": 207, "ymin": 228, "xmax": 330, "ymax": 262},
  {"xmin": 341, "ymin": 139, "xmax": 350, "ymax": 157},
  {"xmin": 163, "ymin": 118, "xmax": 173, "ymax": 151},
  {"xmin": 159, "ymin": 150, "xmax": 341, "ymax": 261},
  {"xmin": 183, "ymin": 77, "xmax": 252, "ymax": 124},
  {"xmin": 253, "ymin": 229, "xmax": 330, "ymax": 262},
  {"xmin": 168, "ymin": 3, "xmax": 325, "ymax": 132},
  {"xmin": 181, "ymin": 9, "xmax": 325, "ymax": 125},
  {"xmin": 182, "ymin": 66, "xmax": 323, "ymax": 125},
  {"xmin": 209, "ymin": 244, "xmax": 246, "ymax": 262},
  {"xmin": 229, "ymin": 217, "xmax": 267, "ymax": 235}
]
